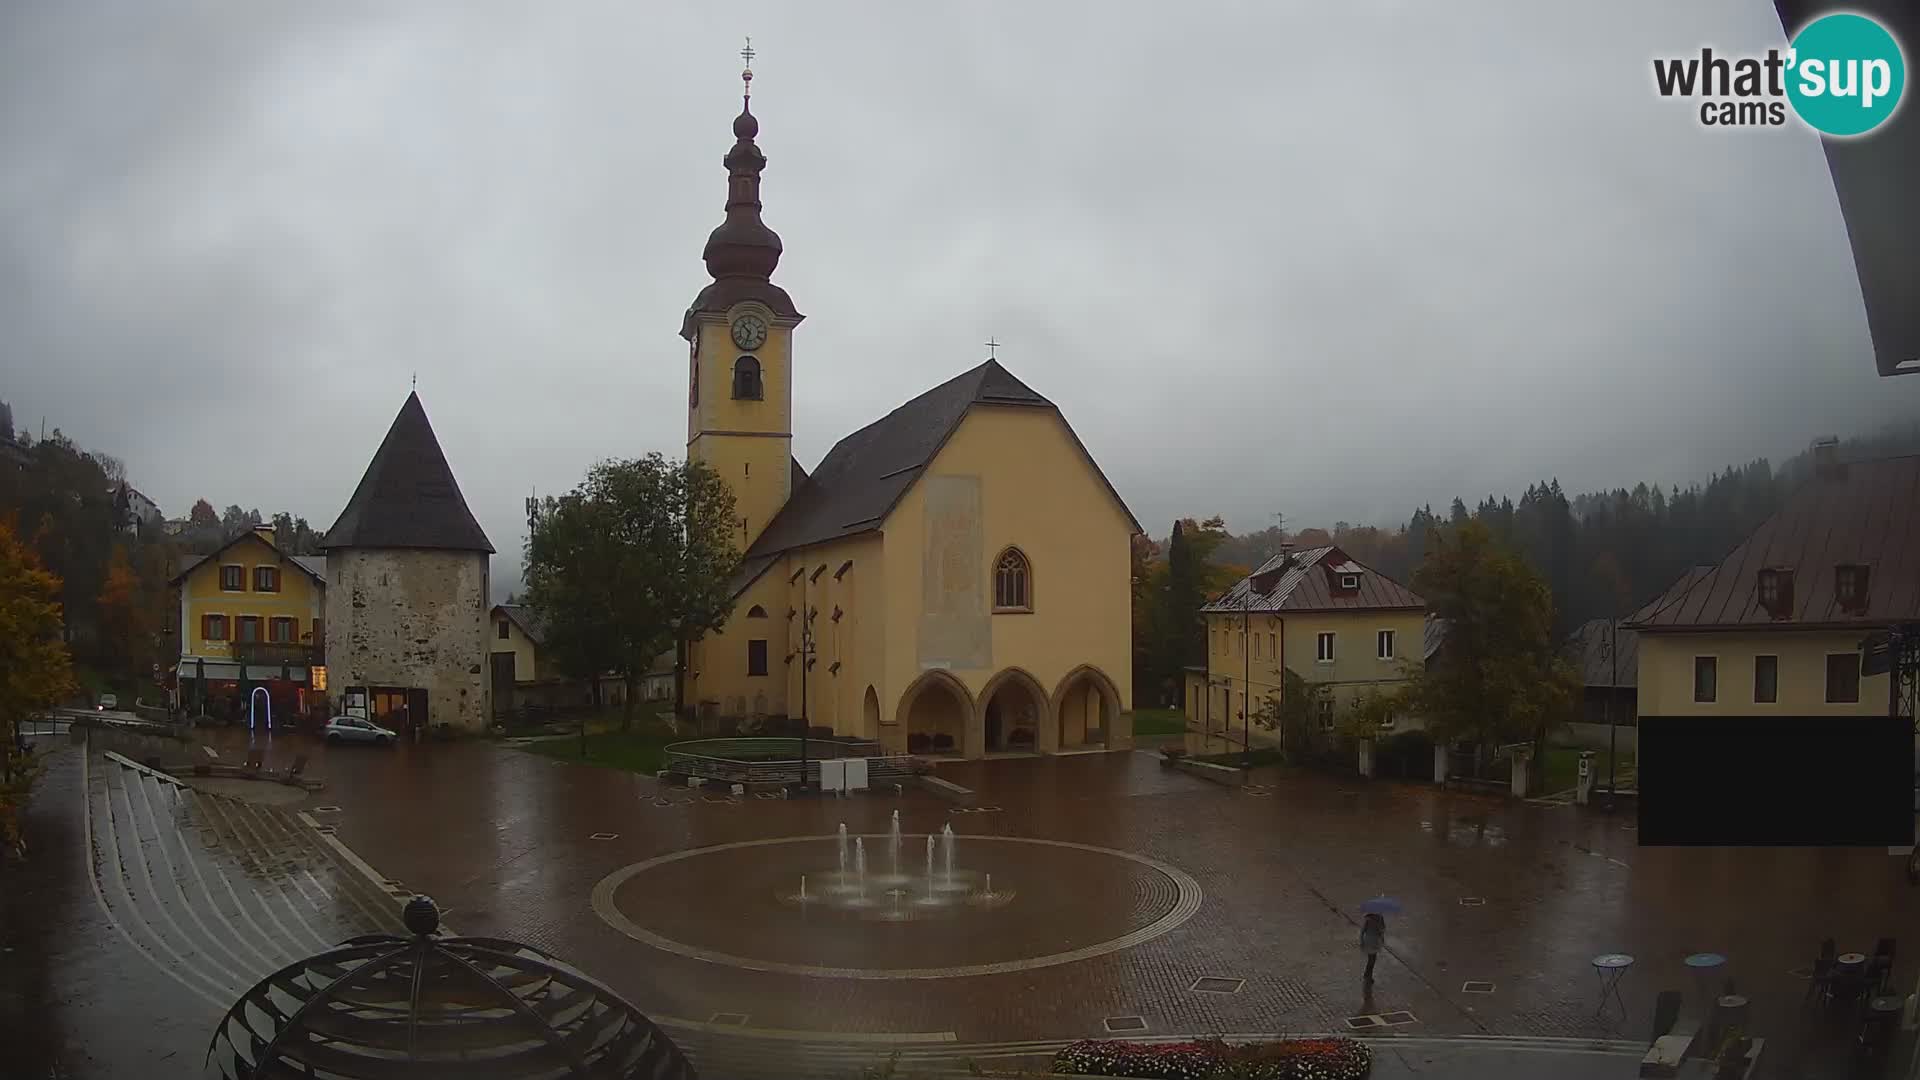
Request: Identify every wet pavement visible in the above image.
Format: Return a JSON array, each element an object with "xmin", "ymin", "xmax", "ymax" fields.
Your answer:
[{"xmin": 5, "ymin": 726, "xmax": 1917, "ymax": 1078}]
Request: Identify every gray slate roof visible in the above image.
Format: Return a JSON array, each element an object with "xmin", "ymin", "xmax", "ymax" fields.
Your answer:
[
  {"xmin": 1625, "ymin": 454, "xmax": 1920, "ymax": 630},
  {"xmin": 171, "ymin": 540, "xmax": 327, "ymax": 585},
  {"xmin": 494, "ymin": 603, "xmax": 547, "ymax": 645},
  {"xmin": 1565, "ymin": 617, "xmax": 1639, "ymax": 688},
  {"xmin": 729, "ymin": 358, "xmax": 1139, "ymax": 594},
  {"xmin": 1201, "ymin": 546, "xmax": 1425, "ymax": 614},
  {"xmin": 321, "ymin": 393, "xmax": 494, "ymax": 553}
]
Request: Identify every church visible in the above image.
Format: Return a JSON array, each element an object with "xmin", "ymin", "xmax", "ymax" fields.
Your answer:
[{"xmin": 682, "ymin": 64, "xmax": 1139, "ymax": 758}]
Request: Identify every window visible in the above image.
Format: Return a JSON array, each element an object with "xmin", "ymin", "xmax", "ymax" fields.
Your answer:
[
  {"xmin": 268, "ymin": 617, "xmax": 297, "ymax": 644},
  {"xmin": 1835, "ymin": 564, "xmax": 1870, "ymax": 611},
  {"xmin": 498, "ymin": 620, "xmax": 510, "ymax": 640},
  {"xmin": 1693, "ymin": 656, "xmax": 1717, "ymax": 703},
  {"xmin": 1253, "ymin": 634, "xmax": 1261, "ymax": 659},
  {"xmin": 1316, "ymin": 631, "xmax": 1336, "ymax": 662},
  {"xmin": 747, "ymin": 605, "xmax": 768, "ymax": 618},
  {"xmin": 220, "ymin": 564, "xmax": 244, "ymax": 591},
  {"xmin": 732, "ymin": 355, "xmax": 763, "ymax": 400},
  {"xmin": 1269, "ymin": 632, "xmax": 1276, "ymax": 659},
  {"xmin": 253, "ymin": 565, "xmax": 279, "ymax": 592},
  {"xmin": 1317, "ymin": 697, "xmax": 1336, "ymax": 731},
  {"xmin": 1753, "ymin": 655, "xmax": 1778, "ymax": 704},
  {"xmin": 747, "ymin": 639, "xmax": 768, "ymax": 677},
  {"xmin": 1340, "ymin": 574, "xmax": 1359, "ymax": 590},
  {"xmin": 1377, "ymin": 629, "xmax": 1395, "ymax": 660},
  {"xmin": 202, "ymin": 614, "xmax": 228, "ymax": 641},
  {"xmin": 236, "ymin": 616, "xmax": 261, "ymax": 644},
  {"xmin": 1826, "ymin": 652, "xmax": 1861, "ymax": 704},
  {"xmin": 1756, "ymin": 568, "xmax": 1793, "ymax": 616},
  {"xmin": 1378, "ymin": 711, "xmax": 1397, "ymax": 731},
  {"xmin": 993, "ymin": 548, "xmax": 1031, "ymax": 611}
]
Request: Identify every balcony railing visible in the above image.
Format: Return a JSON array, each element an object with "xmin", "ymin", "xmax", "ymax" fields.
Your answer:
[{"xmin": 231, "ymin": 642, "xmax": 321, "ymax": 667}]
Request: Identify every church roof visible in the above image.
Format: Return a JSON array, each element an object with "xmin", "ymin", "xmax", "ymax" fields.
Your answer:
[
  {"xmin": 320, "ymin": 392, "xmax": 495, "ymax": 554},
  {"xmin": 730, "ymin": 358, "xmax": 1138, "ymax": 593}
]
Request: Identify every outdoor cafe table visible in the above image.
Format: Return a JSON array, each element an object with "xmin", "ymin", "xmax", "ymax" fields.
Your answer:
[
  {"xmin": 1593, "ymin": 953, "xmax": 1633, "ymax": 1021},
  {"xmin": 1685, "ymin": 953, "xmax": 1727, "ymax": 1012}
]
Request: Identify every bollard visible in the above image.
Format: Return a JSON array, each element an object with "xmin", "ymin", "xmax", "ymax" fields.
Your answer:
[{"xmin": 1576, "ymin": 751, "xmax": 1595, "ymax": 806}]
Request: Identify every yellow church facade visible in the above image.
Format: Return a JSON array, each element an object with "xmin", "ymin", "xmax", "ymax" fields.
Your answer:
[{"xmin": 678, "ymin": 73, "xmax": 1137, "ymax": 758}]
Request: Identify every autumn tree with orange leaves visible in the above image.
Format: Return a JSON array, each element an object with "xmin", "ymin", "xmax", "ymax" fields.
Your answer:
[{"xmin": 1, "ymin": 517, "xmax": 77, "ymax": 859}]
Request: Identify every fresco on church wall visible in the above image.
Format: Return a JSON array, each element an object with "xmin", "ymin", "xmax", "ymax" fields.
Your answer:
[{"xmin": 918, "ymin": 474, "xmax": 990, "ymax": 671}]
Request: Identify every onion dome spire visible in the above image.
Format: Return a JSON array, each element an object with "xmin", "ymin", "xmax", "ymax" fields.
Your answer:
[{"xmin": 702, "ymin": 36, "xmax": 782, "ymax": 282}]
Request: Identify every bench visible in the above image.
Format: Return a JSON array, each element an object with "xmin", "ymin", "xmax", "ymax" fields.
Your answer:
[
  {"xmin": 915, "ymin": 775, "xmax": 977, "ymax": 807},
  {"xmin": 1173, "ymin": 758, "xmax": 1247, "ymax": 787}
]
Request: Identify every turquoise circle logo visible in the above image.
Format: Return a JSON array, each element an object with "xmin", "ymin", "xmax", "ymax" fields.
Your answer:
[{"xmin": 1786, "ymin": 13, "xmax": 1906, "ymax": 136}]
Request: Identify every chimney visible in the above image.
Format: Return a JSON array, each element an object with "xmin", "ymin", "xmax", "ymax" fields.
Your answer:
[
  {"xmin": 1278, "ymin": 541, "xmax": 1295, "ymax": 569},
  {"xmin": 1811, "ymin": 436, "xmax": 1845, "ymax": 480},
  {"xmin": 253, "ymin": 523, "xmax": 276, "ymax": 547}
]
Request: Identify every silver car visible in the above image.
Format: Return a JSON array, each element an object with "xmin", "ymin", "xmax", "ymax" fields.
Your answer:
[{"xmin": 323, "ymin": 715, "xmax": 397, "ymax": 746}]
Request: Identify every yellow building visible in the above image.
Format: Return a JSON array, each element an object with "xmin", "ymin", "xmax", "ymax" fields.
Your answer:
[
  {"xmin": 1184, "ymin": 545, "xmax": 1426, "ymax": 741},
  {"xmin": 170, "ymin": 524, "xmax": 327, "ymax": 721},
  {"xmin": 1626, "ymin": 446, "xmax": 1913, "ymax": 720},
  {"xmin": 677, "ymin": 76, "xmax": 1139, "ymax": 758}
]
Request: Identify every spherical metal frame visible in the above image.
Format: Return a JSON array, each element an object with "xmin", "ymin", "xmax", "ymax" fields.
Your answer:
[{"xmin": 205, "ymin": 897, "xmax": 693, "ymax": 1080}]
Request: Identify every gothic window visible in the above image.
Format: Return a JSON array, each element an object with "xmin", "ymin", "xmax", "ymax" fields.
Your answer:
[
  {"xmin": 732, "ymin": 355, "xmax": 763, "ymax": 400},
  {"xmin": 747, "ymin": 605, "xmax": 768, "ymax": 618},
  {"xmin": 993, "ymin": 547, "xmax": 1031, "ymax": 612}
]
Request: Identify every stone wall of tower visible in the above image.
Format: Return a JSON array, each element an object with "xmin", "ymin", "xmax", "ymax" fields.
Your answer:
[{"xmin": 324, "ymin": 548, "xmax": 489, "ymax": 732}]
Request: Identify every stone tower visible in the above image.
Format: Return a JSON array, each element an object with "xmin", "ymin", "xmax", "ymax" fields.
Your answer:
[{"xmin": 320, "ymin": 392, "xmax": 494, "ymax": 733}]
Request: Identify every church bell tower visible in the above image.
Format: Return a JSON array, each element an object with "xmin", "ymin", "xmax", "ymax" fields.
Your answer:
[{"xmin": 683, "ymin": 40, "xmax": 803, "ymax": 552}]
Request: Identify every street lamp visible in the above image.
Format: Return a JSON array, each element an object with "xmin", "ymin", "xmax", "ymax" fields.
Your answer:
[
  {"xmin": 789, "ymin": 565, "xmax": 816, "ymax": 794},
  {"xmin": 1242, "ymin": 586, "xmax": 1252, "ymax": 769}
]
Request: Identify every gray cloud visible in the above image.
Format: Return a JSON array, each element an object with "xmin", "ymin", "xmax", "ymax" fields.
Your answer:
[{"xmin": 4, "ymin": 0, "xmax": 1914, "ymax": 597}]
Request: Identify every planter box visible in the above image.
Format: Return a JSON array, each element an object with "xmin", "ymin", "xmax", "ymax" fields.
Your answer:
[{"xmin": 1172, "ymin": 758, "xmax": 1246, "ymax": 787}]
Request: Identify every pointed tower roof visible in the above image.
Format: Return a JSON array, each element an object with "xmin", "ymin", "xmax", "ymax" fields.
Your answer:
[
  {"xmin": 320, "ymin": 392, "xmax": 494, "ymax": 553},
  {"xmin": 681, "ymin": 51, "xmax": 802, "ymax": 339}
]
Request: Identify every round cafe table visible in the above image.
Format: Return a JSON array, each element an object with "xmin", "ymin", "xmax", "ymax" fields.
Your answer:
[
  {"xmin": 1685, "ymin": 953, "xmax": 1727, "ymax": 1014},
  {"xmin": 1593, "ymin": 953, "xmax": 1634, "ymax": 1021}
]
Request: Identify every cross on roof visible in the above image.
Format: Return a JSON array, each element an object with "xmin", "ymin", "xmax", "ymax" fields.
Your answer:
[
  {"xmin": 741, "ymin": 37, "xmax": 755, "ymax": 69},
  {"xmin": 984, "ymin": 337, "xmax": 1001, "ymax": 359}
]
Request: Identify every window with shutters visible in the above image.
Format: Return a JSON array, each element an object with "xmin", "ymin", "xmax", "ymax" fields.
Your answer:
[
  {"xmin": 236, "ymin": 616, "xmax": 261, "ymax": 644},
  {"xmin": 268, "ymin": 617, "xmax": 297, "ymax": 643},
  {"xmin": 253, "ymin": 565, "xmax": 279, "ymax": 592},
  {"xmin": 220, "ymin": 565, "xmax": 244, "ymax": 591},
  {"xmin": 203, "ymin": 614, "xmax": 229, "ymax": 641}
]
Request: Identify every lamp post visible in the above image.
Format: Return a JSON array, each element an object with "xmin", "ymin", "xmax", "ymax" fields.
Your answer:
[
  {"xmin": 790, "ymin": 564, "xmax": 815, "ymax": 794},
  {"xmin": 1602, "ymin": 616, "xmax": 1619, "ymax": 811}
]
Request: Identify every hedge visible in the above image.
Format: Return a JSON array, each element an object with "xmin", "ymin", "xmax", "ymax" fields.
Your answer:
[{"xmin": 1052, "ymin": 1037, "xmax": 1372, "ymax": 1080}]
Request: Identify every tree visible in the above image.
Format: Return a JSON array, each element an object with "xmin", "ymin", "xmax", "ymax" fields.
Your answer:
[
  {"xmin": 524, "ymin": 454, "xmax": 740, "ymax": 729},
  {"xmin": 1399, "ymin": 520, "xmax": 1579, "ymax": 782},
  {"xmin": 95, "ymin": 544, "xmax": 149, "ymax": 682},
  {"xmin": 1, "ymin": 517, "xmax": 77, "ymax": 860},
  {"xmin": 189, "ymin": 499, "xmax": 219, "ymax": 528}
]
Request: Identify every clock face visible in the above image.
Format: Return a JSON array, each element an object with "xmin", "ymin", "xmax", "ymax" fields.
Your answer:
[{"xmin": 731, "ymin": 313, "xmax": 769, "ymax": 350}]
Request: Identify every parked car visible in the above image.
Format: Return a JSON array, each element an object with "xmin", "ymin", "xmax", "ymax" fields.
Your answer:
[
  {"xmin": 323, "ymin": 715, "xmax": 397, "ymax": 746},
  {"xmin": 97, "ymin": 693, "xmax": 118, "ymax": 712}
]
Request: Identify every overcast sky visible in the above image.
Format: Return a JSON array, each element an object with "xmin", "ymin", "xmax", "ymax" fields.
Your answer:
[{"xmin": 4, "ymin": 1, "xmax": 1914, "ymax": 596}]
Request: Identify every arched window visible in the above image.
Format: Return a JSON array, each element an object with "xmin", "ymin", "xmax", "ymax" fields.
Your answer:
[
  {"xmin": 732, "ymin": 356, "xmax": 763, "ymax": 400},
  {"xmin": 993, "ymin": 547, "xmax": 1031, "ymax": 612},
  {"xmin": 746, "ymin": 605, "xmax": 767, "ymax": 618}
]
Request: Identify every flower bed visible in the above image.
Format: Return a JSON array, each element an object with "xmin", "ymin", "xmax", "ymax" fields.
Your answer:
[{"xmin": 1052, "ymin": 1037, "xmax": 1371, "ymax": 1080}]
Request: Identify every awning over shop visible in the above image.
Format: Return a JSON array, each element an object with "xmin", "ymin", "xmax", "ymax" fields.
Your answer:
[{"xmin": 177, "ymin": 661, "xmax": 241, "ymax": 681}]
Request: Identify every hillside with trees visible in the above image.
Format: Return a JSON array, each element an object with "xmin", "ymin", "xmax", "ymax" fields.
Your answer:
[{"xmin": 1132, "ymin": 421, "xmax": 1920, "ymax": 707}]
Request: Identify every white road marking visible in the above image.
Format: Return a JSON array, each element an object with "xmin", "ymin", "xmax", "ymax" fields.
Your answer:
[{"xmin": 125, "ymin": 764, "xmax": 260, "ymax": 985}]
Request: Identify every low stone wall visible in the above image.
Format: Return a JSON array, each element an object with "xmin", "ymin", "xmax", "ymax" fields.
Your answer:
[{"xmin": 68, "ymin": 719, "xmax": 199, "ymax": 768}]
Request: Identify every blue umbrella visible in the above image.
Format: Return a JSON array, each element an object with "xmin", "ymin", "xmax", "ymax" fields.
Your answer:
[{"xmin": 1361, "ymin": 896, "xmax": 1403, "ymax": 915}]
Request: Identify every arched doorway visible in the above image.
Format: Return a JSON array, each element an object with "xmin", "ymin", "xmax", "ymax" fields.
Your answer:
[
  {"xmin": 862, "ymin": 686, "xmax": 880, "ymax": 740},
  {"xmin": 978, "ymin": 669, "xmax": 1048, "ymax": 754},
  {"xmin": 1052, "ymin": 665, "xmax": 1122, "ymax": 751},
  {"xmin": 896, "ymin": 671, "xmax": 972, "ymax": 756}
]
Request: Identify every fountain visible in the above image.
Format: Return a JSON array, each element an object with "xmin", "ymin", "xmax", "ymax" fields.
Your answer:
[{"xmin": 783, "ymin": 820, "xmax": 1002, "ymax": 919}]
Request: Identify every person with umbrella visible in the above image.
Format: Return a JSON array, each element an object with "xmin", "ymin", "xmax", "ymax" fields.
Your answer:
[{"xmin": 1360, "ymin": 896, "xmax": 1400, "ymax": 984}]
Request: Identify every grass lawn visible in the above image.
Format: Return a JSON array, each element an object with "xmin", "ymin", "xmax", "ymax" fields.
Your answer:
[
  {"xmin": 1131, "ymin": 708, "xmax": 1188, "ymax": 736},
  {"xmin": 1540, "ymin": 745, "xmax": 1634, "ymax": 795},
  {"xmin": 521, "ymin": 728, "xmax": 679, "ymax": 775}
]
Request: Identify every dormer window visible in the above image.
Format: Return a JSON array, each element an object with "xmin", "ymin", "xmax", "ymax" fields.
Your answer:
[
  {"xmin": 1757, "ymin": 568, "xmax": 1794, "ymax": 617},
  {"xmin": 1835, "ymin": 564, "xmax": 1870, "ymax": 612},
  {"xmin": 1340, "ymin": 574, "xmax": 1359, "ymax": 590},
  {"xmin": 732, "ymin": 355, "xmax": 763, "ymax": 400}
]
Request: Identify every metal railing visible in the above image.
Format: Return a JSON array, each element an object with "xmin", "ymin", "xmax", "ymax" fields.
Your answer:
[{"xmin": 663, "ymin": 737, "xmax": 907, "ymax": 786}]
